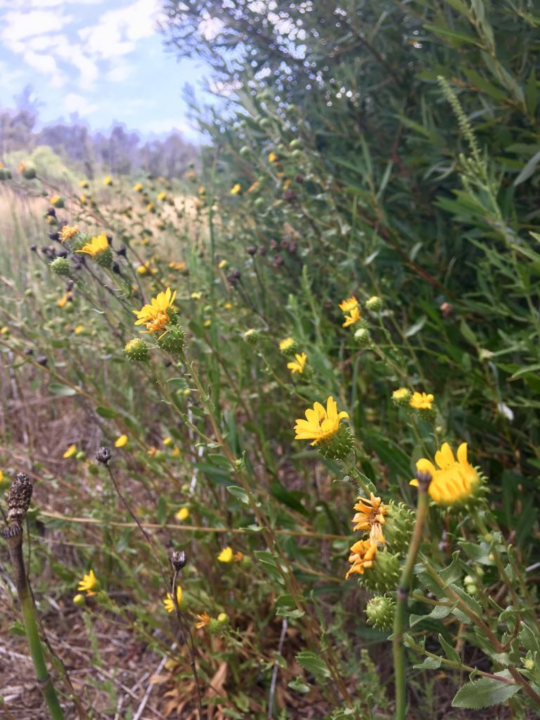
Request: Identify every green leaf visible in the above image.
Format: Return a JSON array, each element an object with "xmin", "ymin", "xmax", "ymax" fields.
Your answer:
[
  {"xmin": 513, "ymin": 149, "xmax": 540, "ymax": 186},
  {"xmin": 413, "ymin": 656, "xmax": 441, "ymax": 669},
  {"xmin": 96, "ymin": 406, "xmax": 119, "ymax": 418},
  {"xmin": 295, "ymin": 651, "xmax": 331, "ymax": 679},
  {"xmin": 288, "ymin": 677, "xmax": 311, "ymax": 693},
  {"xmin": 405, "ymin": 315, "xmax": 427, "ymax": 338},
  {"xmin": 49, "ymin": 383, "xmax": 77, "ymax": 396},
  {"xmin": 410, "ymin": 602, "xmax": 454, "ymax": 627},
  {"xmin": 452, "ymin": 671, "xmax": 521, "ymax": 709},
  {"xmin": 439, "ymin": 634, "xmax": 461, "ymax": 664},
  {"xmin": 226, "ymin": 485, "xmax": 250, "ymax": 504}
]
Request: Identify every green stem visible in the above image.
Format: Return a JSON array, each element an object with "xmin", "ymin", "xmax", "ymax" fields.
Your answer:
[
  {"xmin": 393, "ymin": 481, "xmax": 430, "ymax": 720},
  {"xmin": 3, "ymin": 525, "xmax": 65, "ymax": 720}
]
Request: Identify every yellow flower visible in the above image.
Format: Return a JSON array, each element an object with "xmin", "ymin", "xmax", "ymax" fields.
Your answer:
[
  {"xmin": 339, "ymin": 296, "xmax": 358, "ymax": 313},
  {"xmin": 218, "ymin": 259, "xmax": 228, "ymax": 269},
  {"xmin": 352, "ymin": 493, "xmax": 387, "ymax": 545},
  {"xmin": 195, "ymin": 612, "xmax": 211, "ymax": 629},
  {"xmin": 198, "ymin": 186, "xmax": 206, "ymax": 196},
  {"xmin": 224, "ymin": 302, "xmax": 233, "ymax": 310},
  {"xmin": 217, "ymin": 612, "xmax": 228, "ymax": 623},
  {"xmin": 346, "ymin": 540, "xmax": 378, "ymax": 578},
  {"xmin": 146, "ymin": 202, "xmax": 155, "ymax": 212},
  {"xmin": 63, "ymin": 444, "xmax": 77, "ymax": 459},
  {"xmin": 287, "ymin": 352, "xmax": 307, "ymax": 375},
  {"xmin": 147, "ymin": 446, "xmax": 157, "ymax": 457},
  {"xmin": 157, "ymin": 191, "xmax": 167, "ymax": 201},
  {"xmin": 204, "ymin": 319, "xmax": 212, "ymax": 327},
  {"xmin": 218, "ymin": 546, "xmax": 234, "ymax": 563},
  {"xmin": 294, "ymin": 397, "xmax": 349, "ymax": 446},
  {"xmin": 79, "ymin": 180, "xmax": 88, "ymax": 188},
  {"xmin": 78, "ymin": 569, "xmax": 99, "ymax": 596},
  {"xmin": 76, "ymin": 232, "xmax": 109, "ymax": 258},
  {"xmin": 80, "ymin": 194, "xmax": 87, "ymax": 204},
  {"xmin": 410, "ymin": 391, "xmax": 434, "ymax": 411},
  {"xmin": 410, "ymin": 442, "xmax": 480, "ymax": 505},
  {"xmin": 279, "ymin": 337, "xmax": 294, "ymax": 352},
  {"xmin": 342, "ymin": 306, "xmax": 361, "ymax": 327},
  {"xmin": 163, "ymin": 586, "xmax": 183, "ymax": 613},
  {"xmin": 49, "ymin": 194, "xmax": 61, "ymax": 205},
  {"xmin": 191, "ymin": 292, "xmax": 202, "ymax": 300},
  {"xmin": 171, "ymin": 447, "xmax": 180, "ymax": 457},
  {"xmin": 0, "ymin": 326, "xmax": 8, "ymax": 334},
  {"xmin": 169, "ymin": 261, "xmax": 186, "ymax": 271},
  {"xmin": 0, "ymin": 470, "xmax": 5, "ymax": 483},
  {"xmin": 268, "ymin": 151, "xmax": 279, "ymax": 163},
  {"xmin": 133, "ymin": 182, "xmax": 143, "ymax": 192},
  {"xmin": 103, "ymin": 175, "xmax": 113, "ymax": 186},
  {"xmin": 392, "ymin": 388, "xmax": 410, "ymax": 402},
  {"xmin": 176, "ymin": 507, "xmax": 190, "ymax": 521},
  {"xmin": 115, "ymin": 434, "xmax": 128, "ymax": 448},
  {"xmin": 134, "ymin": 287, "xmax": 177, "ymax": 334},
  {"xmin": 59, "ymin": 225, "xmax": 79, "ymax": 243},
  {"xmin": 247, "ymin": 181, "xmax": 259, "ymax": 193},
  {"xmin": 74, "ymin": 325, "xmax": 84, "ymax": 335},
  {"xmin": 57, "ymin": 292, "xmax": 72, "ymax": 308},
  {"xmin": 163, "ymin": 437, "xmax": 173, "ymax": 446},
  {"xmin": 230, "ymin": 183, "xmax": 242, "ymax": 195}
]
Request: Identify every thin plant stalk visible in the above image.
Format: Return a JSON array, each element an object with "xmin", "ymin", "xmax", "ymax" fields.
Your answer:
[{"xmin": 393, "ymin": 471, "xmax": 431, "ymax": 720}]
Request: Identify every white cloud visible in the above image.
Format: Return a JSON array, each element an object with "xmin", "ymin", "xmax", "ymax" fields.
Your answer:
[
  {"xmin": 1, "ymin": 10, "xmax": 73, "ymax": 47},
  {"xmin": 78, "ymin": 0, "xmax": 161, "ymax": 59},
  {"xmin": 63, "ymin": 92, "xmax": 97, "ymax": 116},
  {"xmin": 106, "ymin": 64, "xmax": 132, "ymax": 82}
]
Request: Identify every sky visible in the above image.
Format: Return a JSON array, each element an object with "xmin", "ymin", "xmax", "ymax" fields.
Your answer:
[{"xmin": 0, "ymin": 0, "xmax": 214, "ymax": 142}]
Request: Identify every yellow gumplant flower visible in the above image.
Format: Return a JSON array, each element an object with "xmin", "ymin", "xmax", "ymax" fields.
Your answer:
[
  {"xmin": 195, "ymin": 612, "xmax": 211, "ymax": 629},
  {"xmin": 279, "ymin": 337, "xmax": 294, "ymax": 352},
  {"xmin": 392, "ymin": 388, "xmax": 410, "ymax": 405},
  {"xmin": 79, "ymin": 180, "xmax": 88, "ymax": 188},
  {"xmin": 63, "ymin": 444, "xmax": 77, "ymax": 459},
  {"xmin": 133, "ymin": 182, "xmax": 143, "ymax": 192},
  {"xmin": 59, "ymin": 224, "xmax": 79, "ymax": 243},
  {"xmin": 134, "ymin": 287, "xmax": 177, "ymax": 334},
  {"xmin": 287, "ymin": 352, "xmax": 307, "ymax": 375},
  {"xmin": 410, "ymin": 391, "xmax": 434, "ymax": 411},
  {"xmin": 230, "ymin": 183, "xmax": 242, "ymax": 195},
  {"xmin": 115, "ymin": 434, "xmax": 128, "ymax": 448},
  {"xmin": 0, "ymin": 471, "xmax": 4, "ymax": 483},
  {"xmin": 294, "ymin": 397, "xmax": 348, "ymax": 446},
  {"xmin": 342, "ymin": 306, "xmax": 361, "ymax": 327},
  {"xmin": 410, "ymin": 442, "xmax": 480, "ymax": 505},
  {"xmin": 57, "ymin": 292, "xmax": 72, "ymax": 308},
  {"xmin": 163, "ymin": 586, "xmax": 183, "ymax": 613},
  {"xmin": 346, "ymin": 539, "xmax": 378, "ymax": 579},
  {"xmin": 103, "ymin": 175, "xmax": 113, "ymax": 186},
  {"xmin": 74, "ymin": 325, "xmax": 84, "ymax": 335},
  {"xmin": 78, "ymin": 569, "xmax": 99, "ymax": 596},
  {"xmin": 352, "ymin": 493, "xmax": 387, "ymax": 545},
  {"xmin": 157, "ymin": 191, "xmax": 167, "ymax": 201},
  {"xmin": 176, "ymin": 507, "xmax": 190, "ymax": 521},
  {"xmin": 339, "ymin": 296, "xmax": 358, "ymax": 313},
  {"xmin": 217, "ymin": 546, "xmax": 234, "ymax": 563},
  {"xmin": 76, "ymin": 232, "xmax": 109, "ymax": 258},
  {"xmin": 268, "ymin": 151, "xmax": 279, "ymax": 163}
]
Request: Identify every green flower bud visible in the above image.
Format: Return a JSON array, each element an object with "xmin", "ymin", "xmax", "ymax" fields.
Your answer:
[
  {"xmin": 243, "ymin": 329, "xmax": 261, "ymax": 346},
  {"xmin": 73, "ymin": 594, "xmax": 86, "ymax": 607},
  {"xmin": 125, "ymin": 338, "xmax": 150, "ymax": 362},
  {"xmin": 365, "ymin": 595, "xmax": 395, "ymax": 631},
  {"xmin": 95, "ymin": 247, "xmax": 113, "ymax": 269},
  {"xmin": 354, "ymin": 328, "xmax": 372, "ymax": 347},
  {"xmin": 361, "ymin": 550, "xmax": 401, "ymax": 593},
  {"xmin": 157, "ymin": 325, "xmax": 185, "ymax": 356},
  {"xmin": 21, "ymin": 165, "xmax": 36, "ymax": 180},
  {"xmin": 50, "ymin": 257, "xmax": 72, "ymax": 277},
  {"xmin": 50, "ymin": 196, "xmax": 64, "ymax": 209},
  {"xmin": 366, "ymin": 296, "xmax": 382, "ymax": 312},
  {"xmin": 240, "ymin": 146, "xmax": 251, "ymax": 157},
  {"xmin": 289, "ymin": 138, "xmax": 302, "ymax": 149},
  {"xmin": 318, "ymin": 425, "xmax": 353, "ymax": 460},
  {"xmin": 0, "ymin": 167, "xmax": 11, "ymax": 181},
  {"xmin": 384, "ymin": 502, "xmax": 414, "ymax": 554},
  {"xmin": 392, "ymin": 388, "xmax": 411, "ymax": 407}
]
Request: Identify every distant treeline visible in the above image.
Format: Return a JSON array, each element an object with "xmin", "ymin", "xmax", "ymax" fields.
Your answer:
[{"xmin": 0, "ymin": 87, "xmax": 199, "ymax": 179}]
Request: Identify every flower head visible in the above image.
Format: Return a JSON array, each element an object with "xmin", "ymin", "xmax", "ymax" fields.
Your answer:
[
  {"xmin": 115, "ymin": 434, "xmax": 128, "ymax": 448},
  {"xmin": 268, "ymin": 151, "xmax": 279, "ymax": 163},
  {"xmin": 346, "ymin": 540, "xmax": 378, "ymax": 579},
  {"xmin": 57, "ymin": 292, "xmax": 72, "ymax": 308},
  {"xmin": 76, "ymin": 232, "xmax": 109, "ymax": 258},
  {"xmin": 392, "ymin": 388, "xmax": 410, "ymax": 403},
  {"xmin": 78, "ymin": 569, "xmax": 99, "ymax": 596},
  {"xmin": 103, "ymin": 175, "xmax": 113, "ymax": 186},
  {"xmin": 342, "ymin": 306, "xmax": 361, "ymax": 327},
  {"xmin": 410, "ymin": 442, "xmax": 480, "ymax": 505},
  {"xmin": 134, "ymin": 287, "xmax": 177, "ymax": 334},
  {"xmin": 218, "ymin": 546, "xmax": 234, "ymax": 563},
  {"xmin": 287, "ymin": 352, "xmax": 307, "ymax": 375},
  {"xmin": 279, "ymin": 337, "xmax": 294, "ymax": 352},
  {"xmin": 63, "ymin": 444, "xmax": 77, "ymax": 459},
  {"xmin": 294, "ymin": 397, "xmax": 349, "ymax": 446},
  {"xmin": 59, "ymin": 225, "xmax": 79, "ymax": 243},
  {"xmin": 157, "ymin": 191, "xmax": 167, "ymax": 201},
  {"xmin": 195, "ymin": 612, "xmax": 211, "ymax": 629},
  {"xmin": 230, "ymin": 183, "xmax": 242, "ymax": 195},
  {"xmin": 163, "ymin": 586, "xmax": 183, "ymax": 613},
  {"xmin": 133, "ymin": 182, "xmax": 143, "ymax": 192},
  {"xmin": 352, "ymin": 493, "xmax": 387, "ymax": 545},
  {"xmin": 176, "ymin": 507, "xmax": 190, "ymax": 521},
  {"xmin": 410, "ymin": 391, "xmax": 434, "ymax": 411},
  {"xmin": 339, "ymin": 296, "xmax": 358, "ymax": 313}
]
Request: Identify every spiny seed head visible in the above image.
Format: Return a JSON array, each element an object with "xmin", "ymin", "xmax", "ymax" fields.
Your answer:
[
  {"xmin": 171, "ymin": 550, "xmax": 187, "ymax": 571},
  {"xmin": 96, "ymin": 446, "xmax": 112, "ymax": 465},
  {"xmin": 50, "ymin": 257, "xmax": 72, "ymax": 277},
  {"xmin": 6, "ymin": 473, "xmax": 33, "ymax": 525}
]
